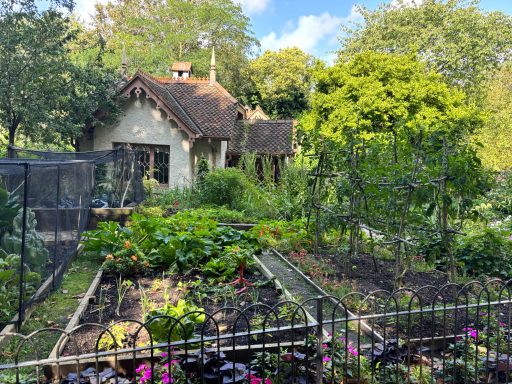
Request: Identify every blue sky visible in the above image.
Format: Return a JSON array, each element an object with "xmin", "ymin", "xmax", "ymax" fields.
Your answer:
[{"xmin": 74, "ymin": 0, "xmax": 512, "ymax": 63}]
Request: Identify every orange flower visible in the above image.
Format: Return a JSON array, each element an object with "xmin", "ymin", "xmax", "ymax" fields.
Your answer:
[
  {"xmin": 124, "ymin": 240, "xmax": 131, "ymax": 249},
  {"xmin": 131, "ymin": 255, "xmax": 138, "ymax": 261},
  {"xmin": 144, "ymin": 261, "xmax": 150, "ymax": 267},
  {"xmin": 105, "ymin": 254, "xmax": 114, "ymax": 260}
]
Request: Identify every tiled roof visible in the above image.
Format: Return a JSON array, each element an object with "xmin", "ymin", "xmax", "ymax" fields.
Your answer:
[
  {"xmin": 171, "ymin": 62, "xmax": 192, "ymax": 71},
  {"xmin": 127, "ymin": 71, "xmax": 238, "ymax": 138},
  {"xmin": 140, "ymin": 74, "xmax": 203, "ymax": 135},
  {"xmin": 164, "ymin": 81, "xmax": 237, "ymax": 138},
  {"xmin": 228, "ymin": 120, "xmax": 295, "ymax": 155}
]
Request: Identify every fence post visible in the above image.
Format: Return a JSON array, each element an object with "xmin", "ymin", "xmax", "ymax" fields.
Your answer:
[
  {"xmin": 316, "ymin": 296, "xmax": 324, "ymax": 384},
  {"xmin": 17, "ymin": 163, "xmax": 29, "ymax": 330}
]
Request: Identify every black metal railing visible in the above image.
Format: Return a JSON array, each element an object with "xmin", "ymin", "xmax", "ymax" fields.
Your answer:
[{"xmin": 1, "ymin": 279, "xmax": 511, "ymax": 383}]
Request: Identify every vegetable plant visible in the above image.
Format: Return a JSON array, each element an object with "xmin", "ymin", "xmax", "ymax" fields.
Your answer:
[{"xmin": 144, "ymin": 299, "xmax": 205, "ymax": 343}]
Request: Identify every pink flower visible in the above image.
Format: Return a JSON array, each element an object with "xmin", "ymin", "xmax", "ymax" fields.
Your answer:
[
  {"xmin": 463, "ymin": 327, "xmax": 478, "ymax": 338},
  {"xmin": 264, "ymin": 379, "xmax": 272, "ymax": 384},
  {"xmin": 140, "ymin": 368, "xmax": 152, "ymax": 384},
  {"xmin": 162, "ymin": 371, "xmax": 173, "ymax": 384},
  {"xmin": 500, "ymin": 322, "xmax": 507, "ymax": 327},
  {"xmin": 323, "ymin": 356, "xmax": 332, "ymax": 362},
  {"xmin": 322, "ymin": 343, "xmax": 328, "ymax": 349},
  {"xmin": 348, "ymin": 345, "xmax": 359, "ymax": 356},
  {"xmin": 161, "ymin": 352, "xmax": 168, "ymax": 357},
  {"xmin": 135, "ymin": 364, "xmax": 147, "ymax": 374}
]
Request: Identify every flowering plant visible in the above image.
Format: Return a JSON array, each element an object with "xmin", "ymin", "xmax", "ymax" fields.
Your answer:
[
  {"xmin": 136, "ymin": 352, "xmax": 185, "ymax": 384},
  {"xmin": 323, "ymin": 332, "xmax": 371, "ymax": 382},
  {"xmin": 102, "ymin": 239, "xmax": 150, "ymax": 276}
]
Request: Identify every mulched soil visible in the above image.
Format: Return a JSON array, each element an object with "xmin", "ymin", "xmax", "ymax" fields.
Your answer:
[
  {"xmin": 62, "ymin": 270, "xmax": 306, "ymax": 356},
  {"xmin": 284, "ymin": 251, "xmax": 508, "ymax": 340},
  {"xmin": 339, "ymin": 253, "xmax": 450, "ymax": 294}
]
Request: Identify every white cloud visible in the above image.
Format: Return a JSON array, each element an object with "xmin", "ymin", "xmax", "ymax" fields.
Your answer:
[
  {"xmin": 260, "ymin": 6, "xmax": 362, "ymax": 58},
  {"xmin": 261, "ymin": 12, "xmax": 343, "ymax": 53},
  {"xmin": 73, "ymin": 0, "xmax": 107, "ymax": 25},
  {"xmin": 237, "ymin": 0, "xmax": 271, "ymax": 15}
]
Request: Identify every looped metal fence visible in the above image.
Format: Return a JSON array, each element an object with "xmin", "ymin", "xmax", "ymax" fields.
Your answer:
[{"xmin": 1, "ymin": 280, "xmax": 511, "ymax": 383}]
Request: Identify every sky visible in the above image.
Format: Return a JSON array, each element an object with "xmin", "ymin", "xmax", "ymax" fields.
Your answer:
[{"xmin": 74, "ymin": 0, "xmax": 512, "ymax": 63}]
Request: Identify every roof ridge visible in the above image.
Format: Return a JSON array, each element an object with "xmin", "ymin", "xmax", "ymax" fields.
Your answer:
[
  {"xmin": 135, "ymin": 70, "xmax": 204, "ymax": 136},
  {"xmin": 240, "ymin": 119, "xmax": 294, "ymax": 123},
  {"xmin": 212, "ymin": 82, "xmax": 238, "ymax": 104}
]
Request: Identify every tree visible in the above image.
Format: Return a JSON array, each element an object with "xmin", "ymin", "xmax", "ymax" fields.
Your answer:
[
  {"xmin": 341, "ymin": 0, "xmax": 512, "ymax": 97},
  {"xmin": 245, "ymin": 48, "xmax": 317, "ymax": 119},
  {"xmin": 0, "ymin": 1, "xmax": 119, "ymax": 154},
  {"xmin": 85, "ymin": 0, "xmax": 258, "ymax": 98},
  {"xmin": 301, "ymin": 51, "xmax": 486, "ymax": 283},
  {"xmin": 475, "ymin": 63, "xmax": 512, "ymax": 170}
]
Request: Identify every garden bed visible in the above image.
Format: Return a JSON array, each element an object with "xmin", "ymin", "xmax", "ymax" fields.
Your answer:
[{"xmin": 59, "ymin": 268, "xmax": 308, "ymax": 357}]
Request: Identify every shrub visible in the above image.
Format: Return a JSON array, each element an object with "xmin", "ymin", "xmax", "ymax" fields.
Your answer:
[
  {"xmin": 198, "ymin": 168, "xmax": 252, "ymax": 210},
  {"xmin": 455, "ymin": 227, "xmax": 512, "ymax": 278}
]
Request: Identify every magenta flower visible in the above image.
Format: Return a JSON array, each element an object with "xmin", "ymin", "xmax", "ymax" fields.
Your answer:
[
  {"xmin": 135, "ymin": 364, "xmax": 147, "ymax": 374},
  {"xmin": 161, "ymin": 352, "xmax": 168, "ymax": 357},
  {"xmin": 139, "ymin": 368, "xmax": 152, "ymax": 384},
  {"xmin": 463, "ymin": 327, "xmax": 478, "ymax": 338},
  {"xmin": 348, "ymin": 345, "xmax": 359, "ymax": 356},
  {"xmin": 323, "ymin": 356, "xmax": 332, "ymax": 362},
  {"xmin": 162, "ymin": 371, "xmax": 173, "ymax": 384}
]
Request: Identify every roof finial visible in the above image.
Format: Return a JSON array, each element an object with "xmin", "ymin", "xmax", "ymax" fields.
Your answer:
[
  {"xmin": 209, "ymin": 46, "xmax": 216, "ymax": 85},
  {"xmin": 121, "ymin": 44, "xmax": 128, "ymax": 79}
]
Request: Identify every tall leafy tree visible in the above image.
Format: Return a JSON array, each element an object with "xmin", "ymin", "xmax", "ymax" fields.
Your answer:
[
  {"xmin": 0, "ymin": 1, "xmax": 120, "ymax": 154},
  {"xmin": 86, "ymin": 0, "xmax": 258, "ymax": 98},
  {"xmin": 475, "ymin": 63, "xmax": 512, "ymax": 170},
  {"xmin": 244, "ymin": 47, "xmax": 317, "ymax": 119},
  {"xmin": 341, "ymin": 0, "xmax": 512, "ymax": 97},
  {"xmin": 302, "ymin": 52, "xmax": 486, "ymax": 282}
]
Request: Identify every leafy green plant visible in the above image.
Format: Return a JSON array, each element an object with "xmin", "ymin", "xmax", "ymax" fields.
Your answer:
[
  {"xmin": 144, "ymin": 299, "xmax": 205, "ymax": 343},
  {"xmin": 0, "ymin": 252, "xmax": 41, "ymax": 324},
  {"xmin": 250, "ymin": 219, "xmax": 312, "ymax": 253},
  {"xmin": 203, "ymin": 257, "xmax": 237, "ymax": 280},
  {"xmin": 224, "ymin": 245, "xmax": 255, "ymax": 294},
  {"xmin": 195, "ymin": 154, "xmax": 210, "ymax": 189},
  {"xmin": 1, "ymin": 207, "xmax": 48, "ymax": 275},
  {"xmin": 98, "ymin": 322, "xmax": 129, "ymax": 351},
  {"xmin": 198, "ymin": 168, "xmax": 253, "ymax": 210},
  {"xmin": 454, "ymin": 227, "xmax": 512, "ymax": 278},
  {"xmin": 114, "ymin": 275, "xmax": 133, "ymax": 316},
  {"xmin": 102, "ymin": 240, "xmax": 149, "ymax": 276},
  {"xmin": 0, "ymin": 187, "xmax": 19, "ymax": 236}
]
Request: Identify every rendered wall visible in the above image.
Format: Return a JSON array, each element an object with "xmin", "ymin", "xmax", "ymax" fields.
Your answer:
[
  {"xmin": 192, "ymin": 139, "xmax": 227, "ymax": 177},
  {"xmin": 92, "ymin": 94, "xmax": 192, "ymax": 187}
]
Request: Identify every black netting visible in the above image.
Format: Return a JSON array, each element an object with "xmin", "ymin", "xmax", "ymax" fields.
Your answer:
[
  {"xmin": 11, "ymin": 146, "xmax": 145, "ymax": 207},
  {"xmin": 0, "ymin": 147, "xmax": 144, "ymax": 330},
  {"xmin": 0, "ymin": 160, "xmax": 94, "ymax": 329}
]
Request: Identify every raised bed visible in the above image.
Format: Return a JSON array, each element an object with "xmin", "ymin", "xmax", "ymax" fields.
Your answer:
[{"xmin": 41, "ymin": 253, "xmax": 320, "ymax": 378}]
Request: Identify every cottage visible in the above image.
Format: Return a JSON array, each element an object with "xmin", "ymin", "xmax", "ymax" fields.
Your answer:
[{"xmin": 79, "ymin": 49, "xmax": 295, "ymax": 187}]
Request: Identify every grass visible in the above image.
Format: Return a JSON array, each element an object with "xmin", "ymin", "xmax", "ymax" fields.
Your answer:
[{"xmin": 0, "ymin": 251, "xmax": 101, "ymax": 365}]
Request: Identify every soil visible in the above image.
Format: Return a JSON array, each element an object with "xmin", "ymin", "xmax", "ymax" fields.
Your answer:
[
  {"xmin": 338, "ymin": 253, "xmax": 450, "ymax": 294},
  {"xmin": 61, "ymin": 269, "xmax": 306, "ymax": 356}
]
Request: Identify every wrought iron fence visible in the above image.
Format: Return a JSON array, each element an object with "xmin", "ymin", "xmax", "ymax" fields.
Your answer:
[{"xmin": 1, "ymin": 280, "xmax": 511, "ymax": 383}]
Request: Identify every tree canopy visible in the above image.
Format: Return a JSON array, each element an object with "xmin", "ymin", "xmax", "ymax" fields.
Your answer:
[
  {"xmin": 474, "ymin": 63, "xmax": 512, "ymax": 170},
  {"xmin": 86, "ymin": 0, "xmax": 258, "ymax": 98},
  {"xmin": 301, "ymin": 51, "xmax": 487, "ymax": 280},
  {"xmin": 0, "ymin": 0, "xmax": 119, "ymax": 154},
  {"xmin": 244, "ymin": 47, "xmax": 317, "ymax": 119},
  {"xmin": 340, "ymin": 0, "xmax": 512, "ymax": 96}
]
